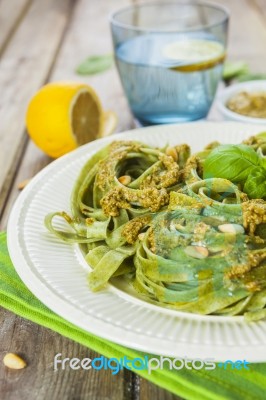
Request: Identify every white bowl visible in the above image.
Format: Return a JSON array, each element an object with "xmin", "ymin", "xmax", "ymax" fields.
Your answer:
[{"xmin": 216, "ymin": 80, "xmax": 266, "ymax": 124}]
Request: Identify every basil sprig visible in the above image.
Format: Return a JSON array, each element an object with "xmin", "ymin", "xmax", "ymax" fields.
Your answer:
[
  {"xmin": 203, "ymin": 144, "xmax": 260, "ymax": 183},
  {"xmin": 203, "ymin": 134, "xmax": 266, "ymax": 199}
]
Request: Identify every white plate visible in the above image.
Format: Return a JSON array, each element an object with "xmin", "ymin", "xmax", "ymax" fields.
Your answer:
[{"xmin": 7, "ymin": 122, "xmax": 266, "ymax": 362}]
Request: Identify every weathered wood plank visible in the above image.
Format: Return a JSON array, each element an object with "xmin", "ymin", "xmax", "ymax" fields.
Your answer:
[
  {"xmin": 50, "ymin": 0, "xmax": 134, "ymax": 132},
  {"xmin": 139, "ymin": 376, "xmax": 183, "ymax": 400},
  {"xmin": 0, "ymin": 0, "xmax": 74, "ymax": 216},
  {"xmin": 0, "ymin": 0, "xmax": 32, "ymax": 56},
  {"xmin": 0, "ymin": 141, "xmax": 50, "ymax": 230},
  {"xmin": 253, "ymin": 0, "xmax": 266, "ymax": 17},
  {"xmin": 214, "ymin": 0, "xmax": 266, "ymax": 71},
  {"xmin": 0, "ymin": 308, "xmax": 124, "ymax": 400}
]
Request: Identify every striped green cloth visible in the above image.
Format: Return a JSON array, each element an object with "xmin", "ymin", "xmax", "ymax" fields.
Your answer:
[{"xmin": 0, "ymin": 232, "xmax": 265, "ymax": 399}]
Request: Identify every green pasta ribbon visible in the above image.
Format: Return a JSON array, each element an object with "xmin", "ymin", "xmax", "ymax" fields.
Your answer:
[{"xmin": 45, "ymin": 139, "xmax": 266, "ymax": 321}]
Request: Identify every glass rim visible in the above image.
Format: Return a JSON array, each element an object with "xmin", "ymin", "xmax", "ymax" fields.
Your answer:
[{"xmin": 109, "ymin": 0, "xmax": 230, "ymax": 33}]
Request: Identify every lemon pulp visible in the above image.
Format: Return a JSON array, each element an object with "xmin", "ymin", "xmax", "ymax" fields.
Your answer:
[{"xmin": 71, "ymin": 89, "xmax": 102, "ymax": 145}]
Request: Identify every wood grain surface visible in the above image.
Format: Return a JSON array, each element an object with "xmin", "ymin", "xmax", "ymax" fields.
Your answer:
[
  {"xmin": 0, "ymin": 0, "xmax": 266, "ymax": 399},
  {"xmin": 0, "ymin": 0, "xmax": 32, "ymax": 56},
  {"xmin": 0, "ymin": 0, "xmax": 73, "ymax": 216}
]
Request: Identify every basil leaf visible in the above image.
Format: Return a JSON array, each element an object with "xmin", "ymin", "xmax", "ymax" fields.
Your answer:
[
  {"xmin": 203, "ymin": 144, "xmax": 260, "ymax": 183},
  {"xmin": 259, "ymin": 154, "xmax": 266, "ymax": 169},
  {"xmin": 243, "ymin": 167, "xmax": 266, "ymax": 199},
  {"xmin": 76, "ymin": 54, "xmax": 113, "ymax": 75},
  {"xmin": 237, "ymin": 73, "xmax": 266, "ymax": 82},
  {"xmin": 254, "ymin": 132, "xmax": 266, "ymax": 166},
  {"xmin": 222, "ymin": 61, "xmax": 249, "ymax": 82}
]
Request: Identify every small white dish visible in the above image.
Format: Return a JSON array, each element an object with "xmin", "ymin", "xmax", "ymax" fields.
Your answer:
[{"xmin": 216, "ymin": 80, "xmax": 266, "ymax": 124}]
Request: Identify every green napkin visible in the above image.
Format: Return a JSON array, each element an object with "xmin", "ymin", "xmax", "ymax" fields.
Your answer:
[{"xmin": 0, "ymin": 232, "xmax": 265, "ymax": 400}]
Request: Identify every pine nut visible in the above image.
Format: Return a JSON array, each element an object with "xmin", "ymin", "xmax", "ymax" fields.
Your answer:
[
  {"xmin": 3, "ymin": 353, "xmax": 26, "ymax": 369},
  {"xmin": 18, "ymin": 179, "xmax": 31, "ymax": 190},
  {"xmin": 218, "ymin": 224, "xmax": 244, "ymax": 234},
  {"xmin": 166, "ymin": 146, "xmax": 178, "ymax": 161},
  {"xmin": 118, "ymin": 175, "xmax": 132, "ymax": 185},
  {"xmin": 185, "ymin": 245, "xmax": 209, "ymax": 259},
  {"xmin": 138, "ymin": 233, "xmax": 145, "ymax": 241}
]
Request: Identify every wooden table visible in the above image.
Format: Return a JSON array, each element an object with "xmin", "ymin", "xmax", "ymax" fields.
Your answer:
[{"xmin": 0, "ymin": 0, "xmax": 266, "ymax": 398}]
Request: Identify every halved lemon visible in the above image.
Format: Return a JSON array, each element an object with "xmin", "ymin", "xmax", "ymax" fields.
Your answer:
[
  {"xmin": 162, "ymin": 39, "xmax": 225, "ymax": 72},
  {"xmin": 26, "ymin": 82, "xmax": 117, "ymax": 158}
]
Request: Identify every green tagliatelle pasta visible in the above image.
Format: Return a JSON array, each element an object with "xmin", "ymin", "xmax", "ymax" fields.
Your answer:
[{"xmin": 45, "ymin": 138, "xmax": 266, "ymax": 321}]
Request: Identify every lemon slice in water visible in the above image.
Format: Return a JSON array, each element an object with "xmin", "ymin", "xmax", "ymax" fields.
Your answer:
[{"xmin": 162, "ymin": 39, "xmax": 225, "ymax": 72}]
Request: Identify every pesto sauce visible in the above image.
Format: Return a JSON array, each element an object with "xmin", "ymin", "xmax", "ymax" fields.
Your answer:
[{"xmin": 227, "ymin": 91, "xmax": 266, "ymax": 118}]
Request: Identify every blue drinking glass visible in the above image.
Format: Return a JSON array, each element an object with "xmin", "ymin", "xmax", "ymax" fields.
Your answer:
[{"xmin": 110, "ymin": 1, "xmax": 229, "ymax": 126}]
